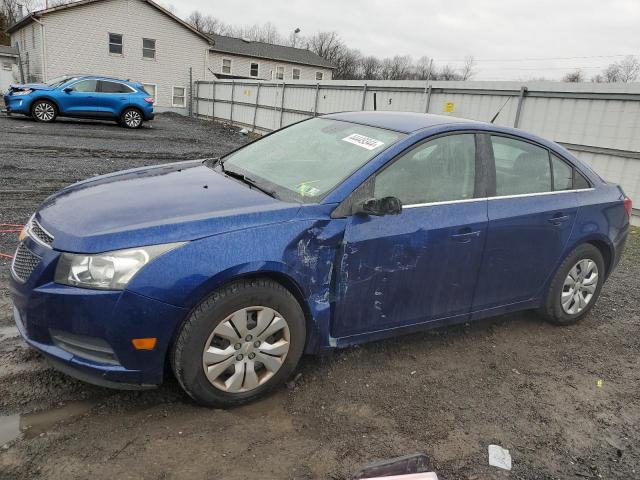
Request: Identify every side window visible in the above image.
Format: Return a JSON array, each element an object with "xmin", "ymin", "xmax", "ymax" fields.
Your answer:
[
  {"xmin": 99, "ymin": 81, "xmax": 133, "ymax": 93},
  {"xmin": 292, "ymin": 68, "xmax": 301, "ymax": 80},
  {"xmin": 551, "ymin": 154, "xmax": 573, "ymax": 191},
  {"xmin": 222, "ymin": 59, "xmax": 231, "ymax": 74},
  {"xmin": 109, "ymin": 33, "xmax": 123, "ymax": 55},
  {"xmin": 250, "ymin": 62, "xmax": 259, "ymax": 77},
  {"xmin": 275, "ymin": 66, "xmax": 284, "ymax": 80},
  {"xmin": 573, "ymin": 170, "xmax": 591, "ymax": 189},
  {"xmin": 142, "ymin": 38, "xmax": 156, "ymax": 59},
  {"xmin": 374, "ymin": 134, "xmax": 476, "ymax": 205},
  {"xmin": 71, "ymin": 80, "xmax": 98, "ymax": 92},
  {"xmin": 491, "ymin": 136, "xmax": 551, "ymax": 196}
]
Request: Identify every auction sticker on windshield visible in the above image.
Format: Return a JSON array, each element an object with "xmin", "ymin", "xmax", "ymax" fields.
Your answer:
[{"xmin": 342, "ymin": 133, "xmax": 385, "ymax": 150}]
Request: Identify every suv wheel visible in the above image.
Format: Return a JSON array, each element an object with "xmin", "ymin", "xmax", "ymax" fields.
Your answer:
[
  {"xmin": 541, "ymin": 244, "xmax": 605, "ymax": 325},
  {"xmin": 120, "ymin": 108, "xmax": 143, "ymax": 128},
  {"xmin": 171, "ymin": 278, "xmax": 306, "ymax": 407},
  {"xmin": 32, "ymin": 100, "xmax": 57, "ymax": 123}
]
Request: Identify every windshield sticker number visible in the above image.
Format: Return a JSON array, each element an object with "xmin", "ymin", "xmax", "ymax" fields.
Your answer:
[{"xmin": 342, "ymin": 133, "xmax": 385, "ymax": 151}]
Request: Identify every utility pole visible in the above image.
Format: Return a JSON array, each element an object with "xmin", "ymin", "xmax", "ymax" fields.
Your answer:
[
  {"xmin": 426, "ymin": 58, "xmax": 434, "ymax": 81},
  {"xmin": 292, "ymin": 28, "xmax": 301, "ymax": 48}
]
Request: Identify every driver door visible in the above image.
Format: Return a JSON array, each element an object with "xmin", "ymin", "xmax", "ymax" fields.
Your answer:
[
  {"xmin": 332, "ymin": 133, "xmax": 488, "ymax": 338},
  {"xmin": 58, "ymin": 79, "xmax": 99, "ymax": 115}
]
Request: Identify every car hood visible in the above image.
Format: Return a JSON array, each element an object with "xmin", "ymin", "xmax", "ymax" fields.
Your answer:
[
  {"xmin": 35, "ymin": 160, "xmax": 300, "ymax": 253},
  {"xmin": 9, "ymin": 83, "xmax": 53, "ymax": 92}
]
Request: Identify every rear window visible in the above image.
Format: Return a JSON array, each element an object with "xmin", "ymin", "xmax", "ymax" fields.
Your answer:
[{"xmin": 99, "ymin": 81, "xmax": 133, "ymax": 93}]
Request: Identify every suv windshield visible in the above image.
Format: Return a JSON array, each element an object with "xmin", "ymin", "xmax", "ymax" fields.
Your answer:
[
  {"xmin": 45, "ymin": 75, "xmax": 79, "ymax": 87},
  {"xmin": 220, "ymin": 118, "xmax": 405, "ymax": 202}
]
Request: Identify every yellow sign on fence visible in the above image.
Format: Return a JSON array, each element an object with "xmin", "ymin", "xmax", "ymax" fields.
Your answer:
[{"xmin": 444, "ymin": 102, "xmax": 455, "ymax": 113}]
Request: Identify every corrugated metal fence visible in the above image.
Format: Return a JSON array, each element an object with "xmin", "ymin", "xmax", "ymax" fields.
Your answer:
[{"xmin": 193, "ymin": 79, "xmax": 640, "ymax": 223}]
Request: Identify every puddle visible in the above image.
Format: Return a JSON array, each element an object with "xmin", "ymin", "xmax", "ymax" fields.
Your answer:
[
  {"xmin": 0, "ymin": 326, "xmax": 19, "ymax": 339},
  {"xmin": 0, "ymin": 400, "xmax": 95, "ymax": 446}
]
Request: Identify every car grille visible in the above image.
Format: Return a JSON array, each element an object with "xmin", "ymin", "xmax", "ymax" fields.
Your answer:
[
  {"xmin": 30, "ymin": 219, "xmax": 54, "ymax": 246},
  {"xmin": 11, "ymin": 243, "xmax": 41, "ymax": 283}
]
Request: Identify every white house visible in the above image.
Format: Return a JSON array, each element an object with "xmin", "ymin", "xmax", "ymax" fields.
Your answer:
[
  {"xmin": 0, "ymin": 45, "xmax": 19, "ymax": 91},
  {"xmin": 7, "ymin": 0, "xmax": 334, "ymax": 113}
]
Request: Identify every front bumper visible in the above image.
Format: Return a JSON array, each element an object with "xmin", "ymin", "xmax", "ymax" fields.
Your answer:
[
  {"xmin": 3, "ymin": 93, "xmax": 32, "ymax": 114},
  {"xmin": 9, "ymin": 237, "xmax": 187, "ymax": 388}
]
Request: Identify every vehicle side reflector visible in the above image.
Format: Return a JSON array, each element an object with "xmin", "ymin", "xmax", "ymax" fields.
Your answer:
[
  {"xmin": 132, "ymin": 338, "xmax": 157, "ymax": 350},
  {"xmin": 623, "ymin": 197, "xmax": 632, "ymax": 217}
]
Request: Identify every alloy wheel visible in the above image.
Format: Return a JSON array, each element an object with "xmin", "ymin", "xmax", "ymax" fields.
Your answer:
[
  {"xmin": 34, "ymin": 102, "xmax": 55, "ymax": 121},
  {"xmin": 561, "ymin": 259, "xmax": 599, "ymax": 315},
  {"xmin": 124, "ymin": 110, "xmax": 142, "ymax": 128},
  {"xmin": 202, "ymin": 306, "xmax": 291, "ymax": 393}
]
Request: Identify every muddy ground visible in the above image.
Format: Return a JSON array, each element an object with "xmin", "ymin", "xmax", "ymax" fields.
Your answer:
[{"xmin": 0, "ymin": 112, "xmax": 638, "ymax": 480}]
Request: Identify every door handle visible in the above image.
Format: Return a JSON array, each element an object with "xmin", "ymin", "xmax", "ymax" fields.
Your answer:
[
  {"xmin": 451, "ymin": 229, "xmax": 481, "ymax": 243},
  {"xmin": 548, "ymin": 214, "xmax": 570, "ymax": 225}
]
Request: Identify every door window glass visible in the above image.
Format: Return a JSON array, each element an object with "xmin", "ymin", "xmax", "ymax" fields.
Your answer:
[
  {"xmin": 551, "ymin": 154, "xmax": 573, "ymax": 191},
  {"xmin": 71, "ymin": 80, "xmax": 98, "ymax": 92},
  {"xmin": 574, "ymin": 170, "xmax": 591, "ymax": 189},
  {"xmin": 491, "ymin": 136, "xmax": 551, "ymax": 195},
  {"xmin": 99, "ymin": 81, "xmax": 133, "ymax": 93},
  {"xmin": 374, "ymin": 134, "xmax": 476, "ymax": 205}
]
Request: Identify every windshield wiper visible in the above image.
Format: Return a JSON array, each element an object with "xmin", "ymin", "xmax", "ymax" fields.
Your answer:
[{"xmin": 223, "ymin": 168, "xmax": 277, "ymax": 199}]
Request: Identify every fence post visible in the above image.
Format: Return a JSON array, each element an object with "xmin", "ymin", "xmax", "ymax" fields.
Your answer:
[
  {"xmin": 424, "ymin": 85, "xmax": 432, "ymax": 113},
  {"xmin": 279, "ymin": 81, "xmax": 286, "ymax": 128},
  {"xmin": 230, "ymin": 80, "xmax": 235, "ymax": 124},
  {"xmin": 514, "ymin": 86, "xmax": 527, "ymax": 128},
  {"xmin": 252, "ymin": 82, "xmax": 261, "ymax": 132},
  {"xmin": 194, "ymin": 80, "xmax": 199, "ymax": 118},
  {"xmin": 210, "ymin": 79, "xmax": 215, "ymax": 120},
  {"xmin": 361, "ymin": 84, "xmax": 368, "ymax": 110},
  {"xmin": 188, "ymin": 67, "xmax": 193, "ymax": 117},
  {"xmin": 313, "ymin": 83, "xmax": 320, "ymax": 117}
]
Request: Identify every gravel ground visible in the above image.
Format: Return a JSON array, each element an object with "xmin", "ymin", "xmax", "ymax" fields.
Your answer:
[{"xmin": 0, "ymin": 112, "xmax": 639, "ymax": 480}]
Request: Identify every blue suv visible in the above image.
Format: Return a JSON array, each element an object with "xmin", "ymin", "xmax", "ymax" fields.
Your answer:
[{"xmin": 3, "ymin": 75, "xmax": 154, "ymax": 128}]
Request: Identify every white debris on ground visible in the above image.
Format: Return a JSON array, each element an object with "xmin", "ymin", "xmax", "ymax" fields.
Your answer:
[{"xmin": 488, "ymin": 444, "xmax": 512, "ymax": 470}]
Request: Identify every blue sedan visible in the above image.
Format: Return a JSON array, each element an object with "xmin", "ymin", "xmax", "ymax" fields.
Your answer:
[
  {"xmin": 3, "ymin": 75, "xmax": 154, "ymax": 128},
  {"xmin": 9, "ymin": 112, "xmax": 631, "ymax": 406}
]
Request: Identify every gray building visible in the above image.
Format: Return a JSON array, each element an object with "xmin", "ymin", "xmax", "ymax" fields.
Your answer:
[
  {"xmin": 7, "ymin": 0, "xmax": 333, "ymax": 113},
  {"xmin": 0, "ymin": 45, "xmax": 19, "ymax": 91}
]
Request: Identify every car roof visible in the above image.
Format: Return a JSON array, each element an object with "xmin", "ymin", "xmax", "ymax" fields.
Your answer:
[
  {"xmin": 322, "ymin": 111, "xmax": 480, "ymax": 134},
  {"xmin": 66, "ymin": 75, "xmax": 131, "ymax": 82}
]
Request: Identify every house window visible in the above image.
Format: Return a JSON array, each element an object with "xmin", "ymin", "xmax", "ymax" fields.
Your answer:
[
  {"xmin": 292, "ymin": 68, "xmax": 301, "ymax": 80},
  {"xmin": 109, "ymin": 33, "xmax": 123, "ymax": 55},
  {"xmin": 222, "ymin": 58, "xmax": 231, "ymax": 74},
  {"xmin": 142, "ymin": 83, "xmax": 157, "ymax": 100},
  {"xmin": 316, "ymin": 71, "xmax": 324, "ymax": 80},
  {"xmin": 275, "ymin": 66, "xmax": 284, "ymax": 80},
  {"xmin": 250, "ymin": 62, "xmax": 259, "ymax": 77},
  {"xmin": 172, "ymin": 86, "xmax": 186, "ymax": 107},
  {"xmin": 142, "ymin": 38, "xmax": 156, "ymax": 59}
]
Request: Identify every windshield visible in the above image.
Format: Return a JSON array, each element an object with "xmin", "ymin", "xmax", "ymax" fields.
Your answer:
[
  {"xmin": 220, "ymin": 118, "xmax": 405, "ymax": 202},
  {"xmin": 45, "ymin": 75, "xmax": 79, "ymax": 87}
]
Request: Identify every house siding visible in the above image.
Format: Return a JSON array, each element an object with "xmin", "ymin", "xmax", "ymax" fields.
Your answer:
[
  {"xmin": 10, "ymin": 22, "xmax": 44, "ymax": 82},
  {"xmin": 209, "ymin": 51, "xmax": 332, "ymax": 81},
  {"xmin": 27, "ymin": 0, "xmax": 209, "ymax": 110}
]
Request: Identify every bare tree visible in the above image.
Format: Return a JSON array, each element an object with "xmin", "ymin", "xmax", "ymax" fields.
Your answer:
[
  {"xmin": 460, "ymin": 55, "xmax": 477, "ymax": 80},
  {"xmin": 436, "ymin": 64, "xmax": 462, "ymax": 81},
  {"xmin": 307, "ymin": 31, "xmax": 345, "ymax": 63},
  {"xmin": 617, "ymin": 55, "xmax": 640, "ymax": 82},
  {"xmin": 186, "ymin": 11, "xmax": 229, "ymax": 35},
  {"xmin": 413, "ymin": 56, "xmax": 432, "ymax": 80},
  {"xmin": 360, "ymin": 56, "xmax": 381, "ymax": 80},
  {"xmin": 562, "ymin": 69, "xmax": 584, "ymax": 83}
]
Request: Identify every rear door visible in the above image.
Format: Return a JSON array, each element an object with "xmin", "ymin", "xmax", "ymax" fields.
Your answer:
[
  {"xmin": 332, "ymin": 133, "xmax": 489, "ymax": 338},
  {"xmin": 471, "ymin": 134, "xmax": 579, "ymax": 312},
  {"xmin": 57, "ymin": 79, "xmax": 99, "ymax": 115},
  {"xmin": 97, "ymin": 80, "xmax": 135, "ymax": 116}
]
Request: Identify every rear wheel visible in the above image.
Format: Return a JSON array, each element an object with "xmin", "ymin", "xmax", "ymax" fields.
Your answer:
[
  {"xmin": 31, "ymin": 100, "xmax": 57, "ymax": 123},
  {"xmin": 171, "ymin": 278, "xmax": 306, "ymax": 407},
  {"xmin": 120, "ymin": 107, "xmax": 143, "ymax": 128},
  {"xmin": 541, "ymin": 244, "xmax": 605, "ymax": 325}
]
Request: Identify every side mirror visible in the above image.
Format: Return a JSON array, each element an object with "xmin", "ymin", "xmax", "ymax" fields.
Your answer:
[
  {"xmin": 63, "ymin": 87, "xmax": 72, "ymax": 93},
  {"xmin": 353, "ymin": 196, "xmax": 402, "ymax": 216}
]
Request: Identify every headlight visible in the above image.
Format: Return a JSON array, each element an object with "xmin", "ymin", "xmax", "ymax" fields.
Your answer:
[
  {"xmin": 55, "ymin": 242, "xmax": 184, "ymax": 290},
  {"xmin": 12, "ymin": 89, "xmax": 33, "ymax": 96}
]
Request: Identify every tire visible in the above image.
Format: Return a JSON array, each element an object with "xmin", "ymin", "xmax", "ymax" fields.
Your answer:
[
  {"xmin": 541, "ymin": 244, "xmax": 605, "ymax": 325},
  {"xmin": 171, "ymin": 278, "xmax": 306, "ymax": 407},
  {"xmin": 120, "ymin": 107, "xmax": 144, "ymax": 129},
  {"xmin": 31, "ymin": 99, "xmax": 57, "ymax": 123}
]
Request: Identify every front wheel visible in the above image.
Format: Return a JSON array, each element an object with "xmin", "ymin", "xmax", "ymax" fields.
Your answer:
[
  {"xmin": 171, "ymin": 278, "xmax": 306, "ymax": 407},
  {"xmin": 31, "ymin": 100, "xmax": 57, "ymax": 123},
  {"xmin": 120, "ymin": 107, "xmax": 144, "ymax": 128},
  {"xmin": 541, "ymin": 244, "xmax": 605, "ymax": 325}
]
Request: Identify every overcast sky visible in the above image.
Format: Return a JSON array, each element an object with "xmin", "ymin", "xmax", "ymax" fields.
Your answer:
[{"xmin": 172, "ymin": 0, "xmax": 640, "ymax": 81}]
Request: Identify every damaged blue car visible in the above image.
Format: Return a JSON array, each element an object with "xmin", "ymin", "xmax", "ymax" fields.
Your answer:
[{"xmin": 10, "ymin": 112, "xmax": 631, "ymax": 406}]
